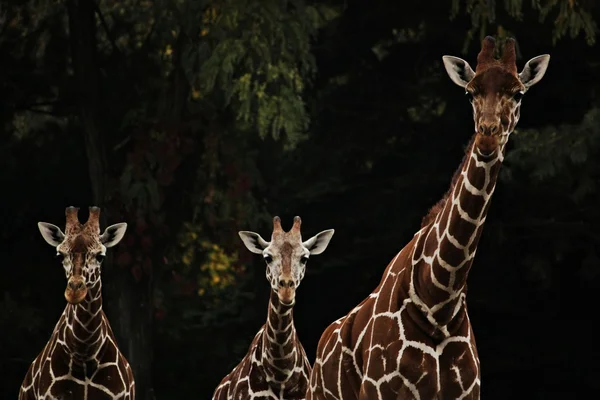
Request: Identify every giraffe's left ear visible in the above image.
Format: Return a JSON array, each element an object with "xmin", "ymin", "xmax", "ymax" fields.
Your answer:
[
  {"xmin": 100, "ymin": 223, "xmax": 128, "ymax": 248},
  {"xmin": 303, "ymin": 229, "xmax": 335, "ymax": 255},
  {"xmin": 238, "ymin": 231, "xmax": 269, "ymax": 254},
  {"xmin": 519, "ymin": 55, "xmax": 550, "ymax": 89},
  {"xmin": 38, "ymin": 222, "xmax": 65, "ymax": 247},
  {"xmin": 442, "ymin": 56, "xmax": 475, "ymax": 88}
]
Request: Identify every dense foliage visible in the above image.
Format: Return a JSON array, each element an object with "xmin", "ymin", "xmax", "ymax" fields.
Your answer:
[{"xmin": 1, "ymin": 0, "xmax": 599, "ymax": 398}]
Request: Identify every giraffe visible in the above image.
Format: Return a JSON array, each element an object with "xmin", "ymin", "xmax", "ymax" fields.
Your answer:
[
  {"xmin": 213, "ymin": 216, "xmax": 335, "ymax": 400},
  {"xmin": 307, "ymin": 36, "xmax": 550, "ymax": 400},
  {"xmin": 19, "ymin": 206, "xmax": 135, "ymax": 399}
]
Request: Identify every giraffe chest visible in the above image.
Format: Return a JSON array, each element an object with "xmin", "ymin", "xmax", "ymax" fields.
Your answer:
[
  {"xmin": 350, "ymin": 304, "xmax": 480, "ymax": 400},
  {"xmin": 215, "ymin": 354, "xmax": 310, "ymax": 400},
  {"xmin": 312, "ymin": 295, "xmax": 480, "ymax": 400},
  {"xmin": 20, "ymin": 337, "xmax": 134, "ymax": 400}
]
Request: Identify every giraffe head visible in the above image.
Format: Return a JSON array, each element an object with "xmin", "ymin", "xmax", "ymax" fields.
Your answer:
[
  {"xmin": 239, "ymin": 216, "xmax": 334, "ymax": 306},
  {"xmin": 37, "ymin": 206, "xmax": 127, "ymax": 305},
  {"xmin": 442, "ymin": 36, "xmax": 550, "ymax": 155}
]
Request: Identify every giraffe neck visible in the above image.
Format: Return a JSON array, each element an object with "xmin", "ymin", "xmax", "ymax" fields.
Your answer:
[
  {"xmin": 62, "ymin": 275, "xmax": 106, "ymax": 360},
  {"xmin": 259, "ymin": 290, "xmax": 300, "ymax": 385},
  {"xmin": 410, "ymin": 137, "xmax": 504, "ymax": 331}
]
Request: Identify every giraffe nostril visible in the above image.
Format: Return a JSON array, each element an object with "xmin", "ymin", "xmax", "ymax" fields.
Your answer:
[
  {"xmin": 479, "ymin": 123, "xmax": 500, "ymax": 136},
  {"xmin": 68, "ymin": 280, "xmax": 85, "ymax": 291},
  {"xmin": 278, "ymin": 279, "xmax": 295, "ymax": 289}
]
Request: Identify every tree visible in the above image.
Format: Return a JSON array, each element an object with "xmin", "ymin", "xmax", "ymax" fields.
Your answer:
[
  {"xmin": 1, "ymin": 0, "xmax": 599, "ymax": 398},
  {"xmin": 1, "ymin": 0, "xmax": 338, "ymax": 397}
]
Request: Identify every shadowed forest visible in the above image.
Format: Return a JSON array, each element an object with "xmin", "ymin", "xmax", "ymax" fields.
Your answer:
[{"xmin": 1, "ymin": 0, "xmax": 600, "ymax": 398}]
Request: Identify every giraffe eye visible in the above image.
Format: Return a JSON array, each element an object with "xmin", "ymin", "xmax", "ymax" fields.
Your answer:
[
  {"xmin": 56, "ymin": 253, "xmax": 65, "ymax": 263},
  {"xmin": 95, "ymin": 254, "xmax": 106, "ymax": 263},
  {"xmin": 264, "ymin": 255, "xmax": 273, "ymax": 264},
  {"xmin": 300, "ymin": 256, "xmax": 308, "ymax": 265},
  {"xmin": 513, "ymin": 91, "xmax": 524, "ymax": 102}
]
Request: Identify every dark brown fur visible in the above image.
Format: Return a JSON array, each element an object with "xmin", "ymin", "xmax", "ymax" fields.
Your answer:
[
  {"xmin": 20, "ymin": 208, "xmax": 134, "ymax": 400},
  {"xmin": 308, "ymin": 36, "xmax": 543, "ymax": 400},
  {"xmin": 213, "ymin": 218, "xmax": 315, "ymax": 400},
  {"xmin": 213, "ymin": 291, "xmax": 311, "ymax": 400}
]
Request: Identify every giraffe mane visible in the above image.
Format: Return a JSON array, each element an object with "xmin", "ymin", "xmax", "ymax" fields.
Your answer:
[{"xmin": 421, "ymin": 135, "xmax": 476, "ymax": 228}]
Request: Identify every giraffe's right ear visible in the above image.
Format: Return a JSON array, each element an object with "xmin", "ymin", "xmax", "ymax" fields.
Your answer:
[
  {"xmin": 519, "ymin": 54, "xmax": 550, "ymax": 89},
  {"xmin": 238, "ymin": 231, "xmax": 269, "ymax": 254},
  {"xmin": 38, "ymin": 222, "xmax": 65, "ymax": 247},
  {"xmin": 303, "ymin": 229, "xmax": 335, "ymax": 255},
  {"xmin": 100, "ymin": 223, "xmax": 128, "ymax": 248},
  {"xmin": 442, "ymin": 56, "xmax": 475, "ymax": 88}
]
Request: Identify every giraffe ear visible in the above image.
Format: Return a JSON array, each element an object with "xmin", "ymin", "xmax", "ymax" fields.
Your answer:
[
  {"xmin": 238, "ymin": 231, "xmax": 269, "ymax": 254},
  {"xmin": 519, "ymin": 54, "xmax": 550, "ymax": 89},
  {"xmin": 38, "ymin": 222, "xmax": 65, "ymax": 247},
  {"xmin": 100, "ymin": 223, "xmax": 128, "ymax": 247},
  {"xmin": 303, "ymin": 229, "xmax": 335, "ymax": 255},
  {"xmin": 442, "ymin": 56, "xmax": 475, "ymax": 88}
]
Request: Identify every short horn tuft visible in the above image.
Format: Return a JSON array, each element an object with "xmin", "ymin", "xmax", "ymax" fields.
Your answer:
[
  {"xmin": 273, "ymin": 216, "xmax": 283, "ymax": 233},
  {"xmin": 85, "ymin": 206, "xmax": 101, "ymax": 233},
  {"xmin": 501, "ymin": 38, "xmax": 517, "ymax": 72},
  {"xmin": 65, "ymin": 206, "xmax": 81, "ymax": 233},
  {"xmin": 291, "ymin": 216, "xmax": 302, "ymax": 233},
  {"xmin": 476, "ymin": 36, "xmax": 496, "ymax": 71}
]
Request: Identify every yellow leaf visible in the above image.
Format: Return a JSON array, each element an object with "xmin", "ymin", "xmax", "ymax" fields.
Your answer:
[{"xmin": 164, "ymin": 44, "xmax": 173, "ymax": 56}]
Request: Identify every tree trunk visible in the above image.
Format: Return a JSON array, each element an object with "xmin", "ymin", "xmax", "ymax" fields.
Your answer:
[{"xmin": 66, "ymin": 1, "xmax": 154, "ymax": 398}]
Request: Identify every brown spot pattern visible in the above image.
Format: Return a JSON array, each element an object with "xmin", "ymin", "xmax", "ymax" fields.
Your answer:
[
  {"xmin": 213, "ymin": 218, "xmax": 319, "ymax": 399},
  {"xmin": 19, "ymin": 208, "xmax": 134, "ymax": 399},
  {"xmin": 307, "ymin": 36, "xmax": 530, "ymax": 399},
  {"xmin": 212, "ymin": 291, "xmax": 311, "ymax": 400}
]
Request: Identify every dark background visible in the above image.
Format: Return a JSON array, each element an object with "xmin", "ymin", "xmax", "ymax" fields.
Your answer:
[{"xmin": 1, "ymin": 0, "xmax": 599, "ymax": 399}]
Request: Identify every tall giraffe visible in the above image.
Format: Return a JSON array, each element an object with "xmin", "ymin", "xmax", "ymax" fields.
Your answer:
[
  {"xmin": 19, "ymin": 206, "xmax": 135, "ymax": 399},
  {"xmin": 307, "ymin": 37, "xmax": 550, "ymax": 400},
  {"xmin": 213, "ymin": 216, "xmax": 335, "ymax": 400}
]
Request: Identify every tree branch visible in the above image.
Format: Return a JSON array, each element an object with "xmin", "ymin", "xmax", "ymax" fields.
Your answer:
[
  {"xmin": 19, "ymin": 108, "xmax": 67, "ymax": 117},
  {"xmin": 93, "ymin": 0, "xmax": 120, "ymax": 55},
  {"xmin": 67, "ymin": 0, "xmax": 106, "ymax": 205},
  {"xmin": 15, "ymin": 101, "xmax": 62, "ymax": 110},
  {"xmin": 140, "ymin": 18, "xmax": 155, "ymax": 53},
  {"xmin": 0, "ymin": 5, "xmax": 9, "ymax": 39}
]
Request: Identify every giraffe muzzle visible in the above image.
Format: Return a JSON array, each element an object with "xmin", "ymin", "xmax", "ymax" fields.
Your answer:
[
  {"xmin": 478, "ymin": 122, "xmax": 500, "ymax": 136},
  {"xmin": 65, "ymin": 277, "xmax": 87, "ymax": 304},
  {"xmin": 277, "ymin": 278, "xmax": 296, "ymax": 306},
  {"xmin": 475, "ymin": 132, "xmax": 500, "ymax": 156}
]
